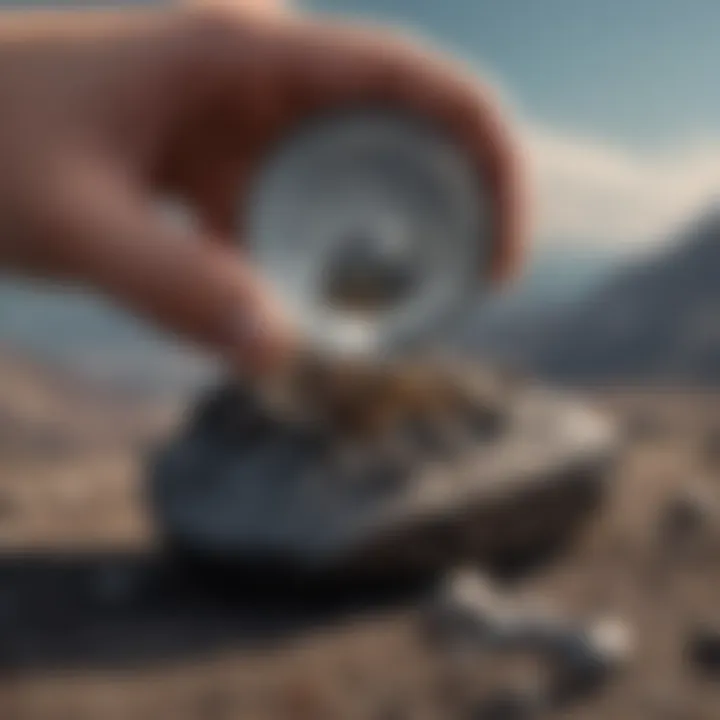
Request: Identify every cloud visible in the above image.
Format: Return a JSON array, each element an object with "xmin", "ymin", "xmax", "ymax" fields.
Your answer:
[{"xmin": 522, "ymin": 123, "xmax": 720, "ymax": 252}]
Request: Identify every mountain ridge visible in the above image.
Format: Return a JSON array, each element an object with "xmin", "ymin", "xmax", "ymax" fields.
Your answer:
[{"xmin": 517, "ymin": 207, "xmax": 720, "ymax": 384}]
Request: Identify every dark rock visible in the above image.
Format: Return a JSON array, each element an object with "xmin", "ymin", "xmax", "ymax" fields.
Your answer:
[
  {"xmin": 550, "ymin": 618, "xmax": 634, "ymax": 702},
  {"xmin": 429, "ymin": 571, "xmax": 633, "ymax": 706},
  {"xmin": 425, "ymin": 569, "xmax": 499, "ymax": 649},
  {"xmin": 151, "ymin": 373, "xmax": 617, "ymax": 578},
  {"xmin": 188, "ymin": 382, "xmax": 271, "ymax": 444}
]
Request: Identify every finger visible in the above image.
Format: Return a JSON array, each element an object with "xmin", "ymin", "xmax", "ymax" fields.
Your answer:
[
  {"xmin": 279, "ymin": 18, "xmax": 529, "ymax": 282},
  {"xmin": 178, "ymin": 12, "xmax": 528, "ymax": 280},
  {"xmin": 168, "ymin": 156, "xmax": 251, "ymax": 241},
  {"xmin": 43, "ymin": 164, "xmax": 294, "ymax": 376}
]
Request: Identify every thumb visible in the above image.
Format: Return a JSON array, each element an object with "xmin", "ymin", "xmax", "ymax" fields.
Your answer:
[{"xmin": 42, "ymin": 166, "xmax": 293, "ymax": 376}]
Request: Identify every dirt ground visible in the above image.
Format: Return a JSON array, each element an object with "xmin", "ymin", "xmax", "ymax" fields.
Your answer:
[{"xmin": 1, "ymin": 357, "xmax": 720, "ymax": 719}]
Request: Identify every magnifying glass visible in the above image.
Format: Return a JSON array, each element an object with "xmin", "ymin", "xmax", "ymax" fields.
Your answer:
[{"xmin": 245, "ymin": 109, "xmax": 492, "ymax": 360}]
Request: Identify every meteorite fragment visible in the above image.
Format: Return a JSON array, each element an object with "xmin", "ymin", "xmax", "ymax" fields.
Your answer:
[
  {"xmin": 244, "ymin": 110, "xmax": 489, "ymax": 359},
  {"xmin": 149, "ymin": 359, "xmax": 618, "ymax": 580}
]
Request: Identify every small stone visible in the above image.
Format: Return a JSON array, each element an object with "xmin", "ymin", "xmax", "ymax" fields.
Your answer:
[
  {"xmin": 558, "ymin": 617, "xmax": 634, "ymax": 665},
  {"xmin": 687, "ymin": 624, "xmax": 720, "ymax": 674},
  {"xmin": 425, "ymin": 568, "xmax": 501, "ymax": 649},
  {"xmin": 427, "ymin": 571, "xmax": 633, "ymax": 705},
  {"xmin": 550, "ymin": 618, "xmax": 634, "ymax": 700},
  {"xmin": 428, "ymin": 569, "xmax": 562, "ymax": 653}
]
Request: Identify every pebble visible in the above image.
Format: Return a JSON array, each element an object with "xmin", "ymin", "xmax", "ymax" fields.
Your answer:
[
  {"xmin": 425, "ymin": 568, "xmax": 500, "ymax": 649},
  {"xmin": 427, "ymin": 569, "xmax": 634, "ymax": 702},
  {"xmin": 550, "ymin": 618, "xmax": 635, "ymax": 701}
]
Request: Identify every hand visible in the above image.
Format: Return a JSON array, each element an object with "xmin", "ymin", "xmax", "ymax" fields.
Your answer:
[{"xmin": 0, "ymin": 1, "xmax": 526, "ymax": 374}]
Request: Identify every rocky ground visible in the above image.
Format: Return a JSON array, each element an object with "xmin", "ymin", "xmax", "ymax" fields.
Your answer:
[{"xmin": 0, "ymin": 356, "xmax": 720, "ymax": 719}]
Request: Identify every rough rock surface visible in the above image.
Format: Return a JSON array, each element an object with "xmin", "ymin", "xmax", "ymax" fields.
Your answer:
[{"xmin": 150, "ymin": 361, "xmax": 618, "ymax": 577}]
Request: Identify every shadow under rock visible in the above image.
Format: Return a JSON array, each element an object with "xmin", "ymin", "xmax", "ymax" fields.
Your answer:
[{"xmin": 0, "ymin": 550, "xmax": 430, "ymax": 674}]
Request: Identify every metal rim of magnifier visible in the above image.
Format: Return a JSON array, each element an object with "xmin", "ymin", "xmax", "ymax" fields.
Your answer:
[{"xmin": 242, "ymin": 108, "xmax": 493, "ymax": 359}]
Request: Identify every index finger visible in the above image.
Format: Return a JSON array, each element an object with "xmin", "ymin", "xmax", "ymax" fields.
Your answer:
[
  {"xmin": 282, "ymin": 18, "xmax": 529, "ymax": 282},
  {"xmin": 174, "ymin": 9, "xmax": 529, "ymax": 280}
]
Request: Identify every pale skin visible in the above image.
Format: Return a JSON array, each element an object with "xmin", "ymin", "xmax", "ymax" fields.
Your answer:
[{"xmin": 0, "ymin": 0, "xmax": 527, "ymax": 375}]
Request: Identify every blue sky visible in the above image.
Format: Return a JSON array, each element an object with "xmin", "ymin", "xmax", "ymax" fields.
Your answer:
[
  {"xmin": 306, "ymin": 1, "xmax": 720, "ymax": 253},
  {"xmin": 9, "ymin": 0, "xmax": 717, "ymax": 251},
  {"xmin": 306, "ymin": 0, "xmax": 720, "ymax": 149},
  {"xmin": 12, "ymin": 1, "xmax": 720, "ymax": 148}
]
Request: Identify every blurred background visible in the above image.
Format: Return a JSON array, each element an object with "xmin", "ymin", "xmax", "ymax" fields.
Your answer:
[
  {"xmin": 4, "ymin": 0, "xmax": 720, "ymax": 393},
  {"xmin": 2, "ymin": 3, "xmax": 720, "ymax": 720}
]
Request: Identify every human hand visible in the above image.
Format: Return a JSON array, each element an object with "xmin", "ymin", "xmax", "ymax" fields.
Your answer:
[{"xmin": 0, "ymin": 0, "xmax": 526, "ymax": 374}]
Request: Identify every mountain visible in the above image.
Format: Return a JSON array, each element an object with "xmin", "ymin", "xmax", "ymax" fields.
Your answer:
[
  {"xmin": 0, "ymin": 247, "xmax": 614, "ymax": 393},
  {"xmin": 512, "ymin": 208, "xmax": 720, "ymax": 384},
  {"xmin": 459, "ymin": 246, "xmax": 621, "ymax": 361}
]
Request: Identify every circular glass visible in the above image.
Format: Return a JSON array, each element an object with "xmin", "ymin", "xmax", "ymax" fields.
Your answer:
[{"xmin": 245, "ymin": 111, "xmax": 491, "ymax": 358}]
